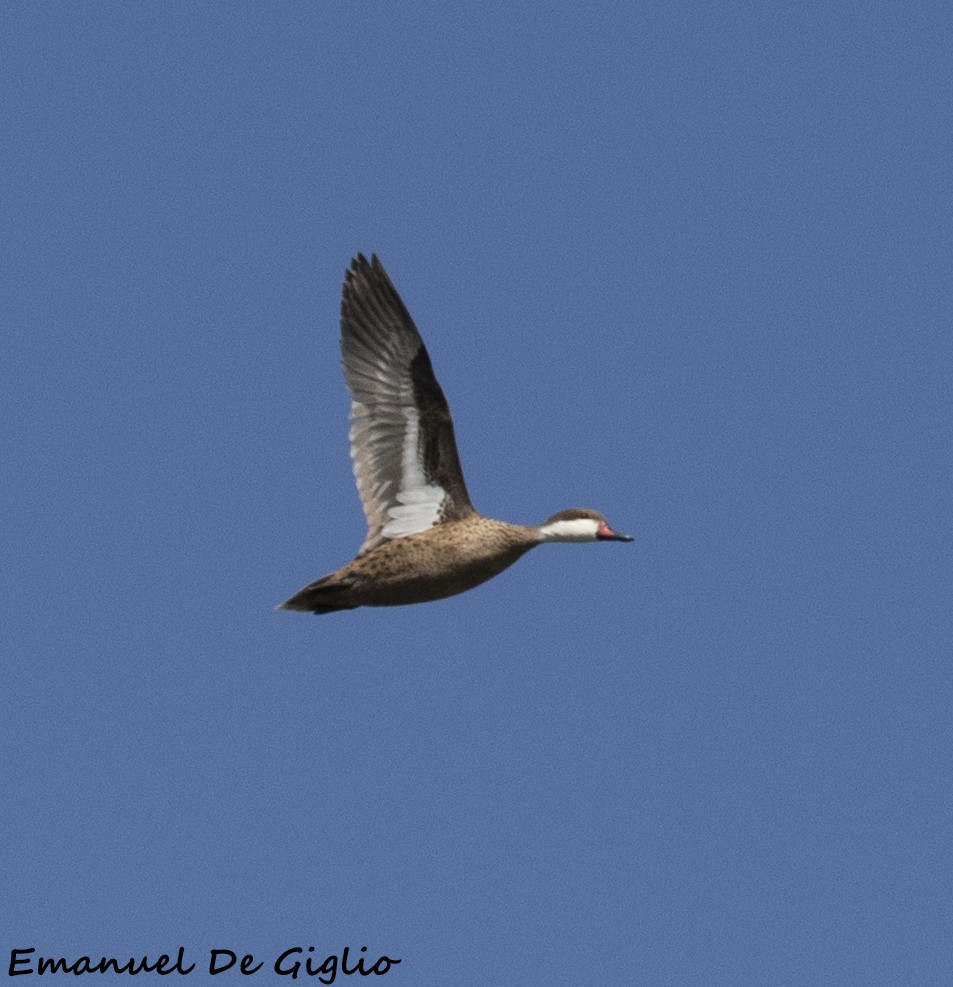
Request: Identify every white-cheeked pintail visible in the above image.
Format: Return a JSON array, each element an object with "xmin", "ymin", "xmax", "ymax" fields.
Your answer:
[{"xmin": 278, "ymin": 255, "xmax": 632, "ymax": 614}]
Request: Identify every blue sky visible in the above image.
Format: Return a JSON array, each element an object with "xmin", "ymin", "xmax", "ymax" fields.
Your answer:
[{"xmin": 3, "ymin": 2, "xmax": 951, "ymax": 983}]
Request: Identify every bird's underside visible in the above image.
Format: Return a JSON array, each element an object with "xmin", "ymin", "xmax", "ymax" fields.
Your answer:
[{"xmin": 278, "ymin": 518, "xmax": 535, "ymax": 613}]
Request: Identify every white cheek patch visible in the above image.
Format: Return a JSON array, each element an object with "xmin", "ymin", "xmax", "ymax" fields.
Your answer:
[{"xmin": 539, "ymin": 518, "xmax": 601, "ymax": 542}]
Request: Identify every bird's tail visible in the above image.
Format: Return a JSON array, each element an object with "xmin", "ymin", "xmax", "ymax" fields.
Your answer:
[{"xmin": 276, "ymin": 574, "xmax": 359, "ymax": 615}]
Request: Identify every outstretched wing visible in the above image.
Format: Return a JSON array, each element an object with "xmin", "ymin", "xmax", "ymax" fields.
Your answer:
[{"xmin": 340, "ymin": 254, "xmax": 475, "ymax": 554}]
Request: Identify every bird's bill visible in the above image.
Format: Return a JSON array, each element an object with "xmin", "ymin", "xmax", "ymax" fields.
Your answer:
[{"xmin": 597, "ymin": 522, "xmax": 634, "ymax": 542}]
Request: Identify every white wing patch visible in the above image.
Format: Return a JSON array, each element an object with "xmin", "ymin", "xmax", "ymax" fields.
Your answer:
[{"xmin": 378, "ymin": 405, "xmax": 446, "ymax": 541}]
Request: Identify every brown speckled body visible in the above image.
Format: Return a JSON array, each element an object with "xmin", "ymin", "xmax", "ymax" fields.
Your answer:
[{"xmin": 283, "ymin": 518, "xmax": 538, "ymax": 612}]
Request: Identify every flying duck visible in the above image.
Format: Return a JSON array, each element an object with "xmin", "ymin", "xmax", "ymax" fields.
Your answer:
[{"xmin": 278, "ymin": 254, "xmax": 632, "ymax": 614}]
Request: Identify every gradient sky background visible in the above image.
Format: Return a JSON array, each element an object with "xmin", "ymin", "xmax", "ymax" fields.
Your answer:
[{"xmin": 3, "ymin": 3, "xmax": 952, "ymax": 984}]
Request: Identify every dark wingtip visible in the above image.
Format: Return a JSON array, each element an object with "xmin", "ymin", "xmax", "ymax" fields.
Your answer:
[{"xmin": 348, "ymin": 252, "xmax": 381, "ymax": 272}]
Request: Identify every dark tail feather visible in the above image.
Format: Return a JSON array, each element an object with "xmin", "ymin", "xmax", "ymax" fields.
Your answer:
[{"xmin": 276, "ymin": 575, "xmax": 359, "ymax": 615}]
